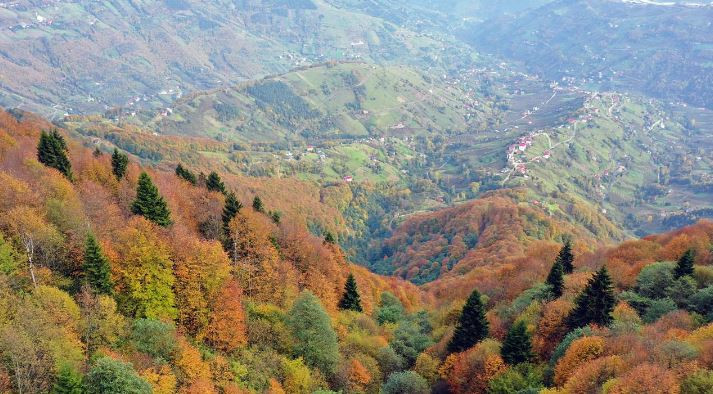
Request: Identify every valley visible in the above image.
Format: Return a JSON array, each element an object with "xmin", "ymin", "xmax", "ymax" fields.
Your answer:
[{"xmin": 1, "ymin": 1, "xmax": 713, "ymax": 393}]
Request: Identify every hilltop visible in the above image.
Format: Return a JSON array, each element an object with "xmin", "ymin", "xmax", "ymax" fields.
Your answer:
[
  {"xmin": 467, "ymin": 0, "xmax": 713, "ymax": 108},
  {"xmin": 0, "ymin": 0, "xmax": 454, "ymax": 116}
]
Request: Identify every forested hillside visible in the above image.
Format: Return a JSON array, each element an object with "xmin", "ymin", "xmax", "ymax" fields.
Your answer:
[{"xmin": 3, "ymin": 102, "xmax": 713, "ymax": 393}]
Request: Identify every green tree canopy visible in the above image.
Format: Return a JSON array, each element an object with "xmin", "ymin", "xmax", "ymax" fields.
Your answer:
[
  {"xmin": 175, "ymin": 163, "xmax": 197, "ymax": 185},
  {"xmin": 131, "ymin": 172, "xmax": 172, "ymax": 227},
  {"xmin": 252, "ymin": 196, "xmax": 264, "ymax": 213},
  {"xmin": 501, "ymin": 320, "xmax": 534, "ymax": 365},
  {"xmin": 546, "ymin": 260, "xmax": 564, "ymax": 298},
  {"xmin": 111, "ymin": 148, "xmax": 129, "ymax": 180},
  {"xmin": 381, "ymin": 371, "xmax": 429, "ymax": 394},
  {"xmin": 556, "ymin": 239, "xmax": 575, "ymax": 274},
  {"xmin": 83, "ymin": 234, "xmax": 113, "ymax": 295},
  {"xmin": 338, "ymin": 273, "xmax": 362, "ymax": 312},
  {"xmin": 287, "ymin": 291, "xmax": 339, "ymax": 375},
  {"xmin": 38, "ymin": 129, "xmax": 73, "ymax": 180},
  {"xmin": 51, "ymin": 364, "xmax": 83, "ymax": 394},
  {"xmin": 674, "ymin": 249, "xmax": 695, "ymax": 279},
  {"xmin": 84, "ymin": 357, "xmax": 151, "ymax": 394},
  {"xmin": 376, "ymin": 292, "xmax": 405, "ymax": 325},
  {"xmin": 567, "ymin": 267, "xmax": 616, "ymax": 329},
  {"xmin": 447, "ymin": 288, "xmax": 489, "ymax": 353},
  {"xmin": 206, "ymin": 171, "xmax": 226, "ymax": 194}
]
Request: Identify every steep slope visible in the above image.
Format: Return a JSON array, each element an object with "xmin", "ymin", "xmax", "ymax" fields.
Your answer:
[{"xmin": 468, "ymin": 0, "xmax": 713, "ymax": 108}]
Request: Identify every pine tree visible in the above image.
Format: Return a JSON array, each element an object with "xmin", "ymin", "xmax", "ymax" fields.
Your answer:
[
  {"xmin": 501, "ymin": 320, "xmax": 534, "ymax": 365},
  {"xmin": 221, "ymin": 192, "xmax": 242, "ymax": 255},
  {"xmin": 51, "ymin": 364, "xmax": 83, "ymax": 394},
  {"xmin": 111, "ymin": 148, "xmax": 129, "ymax": 180},
  {"xmin": 206, "ymin": 171, "xmax": 226, "ymax": 194},
  {"xmin": 131, "ymin": 172, "xmax": 172, "ymax": 227},
  {"xmin": 338, "ymin": 274, "xmax": 363, "ymax": 312},
  {"xmin": 83, "ymin": 234, "xmax": 113, "ymax": 295},
  {"xmin": 324, "ymin": 231, "xmax": 336, "ymax": 244},
  {"xmin": 93, "ymin": 147, "xmax": 103, "ymax": 157},
  {"xmin": 674, "ymin": 249, "xmax": 695, "ymax": 279},
  {"xmin": 447, "ymin": 288, "xmax": 489, "ymax": 353},
  {"xmin": 252, "ymin": 196, "xmax": 264, "ymax": 213},
  {"xmin": 566, "ymin": 266, "xmax": 616, "ymax": 329},
  {"xmin": 546, "ymin": 260, "xmax": 564, "ymax": 298},
  {"xmin": 174, "ymin": 163, "xmax": 197, "ymax": 185},
  {"xmin": 556, "ymin": 240, "xmax": 575, "ymax": 274},
  {"xmin": 37, "ymin": 129, "xmax": 73, "ymax": 180}
]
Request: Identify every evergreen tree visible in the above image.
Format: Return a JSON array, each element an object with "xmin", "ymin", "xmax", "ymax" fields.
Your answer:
[
  {"xmin": 252, "ymin": 196, "xmax": 264, "ymax": 213},
  {"xmin": 52, "ymin": 364, "xmax": 83, "ymax": 394},
  {"xmin": 447, "ymin": 288, "xmax": 489, "ymax": 353},
  {"xmin": 221, "ymin": 192, "xmax": 242, "ymax": 255},
  {"xmin": 206, "ymin": 171, "xmax": 225, "ymax": 194},
  {"xmin": 501, "ymin": 320, "xmax": 534, "ymax": 365},
  {"xmin": 222, "ymin": 192, "xmax": 242, "ymax": 233},
  {"xmin": 37, "ymin": 129, "xmax": 73, "ymax": 180},
  {"xmin": 566, "ymin": 266, "xmax": 616, "ymax": 329},
  {"xmin": 338, "ymin": 273, "xmax": 362, "ymax": 312},
  {"xmin": 324, "ymin": 231, "xmax": 336, "ymax": 244},
  {"xmin": 674, "ymin": 249, "xmax": 695, "ymax": 279},
  {"xmin": 93, "ymin": 147, "xmax": 103, "ymax": 157},
  {"xmin": 83, "ymin": 234, "xmax": 113, "ymax": 295},
  {"xmin": 174, "ymin": 163, "xmax": 196, "ymax": 185},
  {"xmin": 556, "ymin": 240, "xmax": 575, "ymax": 274},
  {"xmin": 111, "ymin": 148, "xmax": 129, "ymax": 180},
  {"xmin": 131, "ymin": 172, "xmax": 172, "ymax": 227},
  {"xmin": 546, "ymin": 260, "xmax": 564, "ymax": 298}
]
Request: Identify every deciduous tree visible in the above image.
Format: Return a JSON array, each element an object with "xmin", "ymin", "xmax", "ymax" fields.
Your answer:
[
  {"xmin": 205, "ymin": 280, "xmax": 247, "ymax": 352},
  {"xmin": 287, "ymin": 291, "xmax": 339, "ymax": 375}
]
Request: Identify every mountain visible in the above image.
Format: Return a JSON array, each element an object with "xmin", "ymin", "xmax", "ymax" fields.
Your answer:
[
  {"xmin": 0, "ymin": 0, "xmax": 454, "ymax": 116},
  {"xmin": 4, "ymin": 108, "xmax": 713, "ymax": 394},
  {"xmin": 467, "ymin": 0, "xmax": 713, "ymax": 108}
]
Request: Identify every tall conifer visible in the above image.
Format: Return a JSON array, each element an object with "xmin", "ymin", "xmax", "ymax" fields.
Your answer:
[
  {"xmin": 131, "ymin": 172, "xmax": 172, "ymax": 227},
  {"xmin": 566, "ymin": 267, "xmax": 616, "ymax": 329},
  {"xmin": 447, "ymin": 288, "xmax": 489, "ymax": 353},
  {"xmin": 38, "ymin": 129, "xmax": 73, "ymax": 180},
  {"xmin": 674, "ymin": 249, "xmax": 695, "ymax": 279},
  {"xmin": 221, "ymin": 192, "xmax": 242, "ymax": 255},
  {"xmin": 546, "ymin": 260, "xmax": 565, "ymax": 298},
  {"xmin": 111, "ymin": 148, "xmax": 129, "ymax": 180},
  {"xmin": 206, "ymin": 171, "xmax": 226, "ymax": 194},
  {"xmin": 557, "ymin": 240, "xmax": 575, "ymax": 274},
  {"xmin": 338, "ymin": 274, "xmax": 362, "ymax": 312},
  {"xmin": 501, "ymin": 320, "xmax": 534, "ymax": 365},
  {"xmin": 83, "ymin": 234, "xmax": 113, "ymax": 295}
]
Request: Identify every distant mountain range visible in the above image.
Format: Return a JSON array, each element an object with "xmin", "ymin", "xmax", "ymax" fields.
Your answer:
[{"xmin": 467, "ymin": 0, "xmax": 713, "ymax": 108}]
